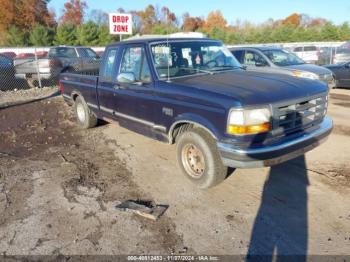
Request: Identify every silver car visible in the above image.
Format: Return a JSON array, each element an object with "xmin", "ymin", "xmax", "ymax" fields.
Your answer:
[{"xmin": 230, "ymin": 47, "xmax": 335, "ymax": 88}]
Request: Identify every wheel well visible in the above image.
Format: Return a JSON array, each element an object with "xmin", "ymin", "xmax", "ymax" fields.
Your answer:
[
  {"xmin": 72, "ymin": 93, "xmax": 79, "ymax": 101},
  {"xmin": 171, "ymin": 123, "xmax": 193, "ymax": 143},
  {"xmin": 170, "ymin": 122, "xmax": 217, "ymax": 144}
]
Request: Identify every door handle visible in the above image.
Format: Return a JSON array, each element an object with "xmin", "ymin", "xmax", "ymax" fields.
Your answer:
[{"xmin": 114, "ymin": 84, "xmax": 127, "ymax": 90}]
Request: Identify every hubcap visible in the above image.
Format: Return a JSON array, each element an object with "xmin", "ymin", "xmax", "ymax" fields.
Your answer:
[
  {"xmin": 181, "ymin": 143, "xmax": 206, "ymax": 178},
  {"xmin": 76, "ymin": 103, "xmax": 86, "ymax": 123}
]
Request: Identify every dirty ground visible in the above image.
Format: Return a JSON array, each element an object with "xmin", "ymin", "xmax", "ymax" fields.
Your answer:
[{"xmin": 0, "ymin": 89, "xmax": 350, "ymax": 257}]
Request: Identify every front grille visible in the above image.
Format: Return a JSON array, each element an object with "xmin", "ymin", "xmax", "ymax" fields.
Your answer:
[{"xmin": 272, "ymin": 94, "xmax": 328, "ymax": 135}]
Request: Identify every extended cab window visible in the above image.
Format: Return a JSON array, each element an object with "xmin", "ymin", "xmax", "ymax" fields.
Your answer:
[
  {"xmin": 119, "ymin": 46, "xmax": 151, "ymax": 83},
  {"xmin": 100, "ymin": 49, "xmax": 117, "ymax": 82}
]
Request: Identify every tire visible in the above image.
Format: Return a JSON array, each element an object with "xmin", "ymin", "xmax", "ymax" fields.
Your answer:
[
  {"xmin": 74, "ymin": 96, "xmax": 97, "ymax": 129},
  {"xmin": 27, "ymin": 77, "xmax": 39, "ymax": 89},
  {"xmin": 176, "ymin": 127, "xmax": 227, "ymax": 189}
]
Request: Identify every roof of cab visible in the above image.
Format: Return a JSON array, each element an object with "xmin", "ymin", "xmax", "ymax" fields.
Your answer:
[
  {"xmin": 107, "ymin": 37, "xmax": 220, "ymax": 47},
  {"xmin": 229, "ymin": 46, "xmax": 283, "ymax": 51}
]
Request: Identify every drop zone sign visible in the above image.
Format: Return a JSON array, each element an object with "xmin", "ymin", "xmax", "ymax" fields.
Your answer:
[{"xmin": 109, "ymin": 13, "xmax": 132, "ymax": 35}]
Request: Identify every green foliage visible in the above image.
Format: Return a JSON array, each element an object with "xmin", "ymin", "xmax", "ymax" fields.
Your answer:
[
  {"xmin": 208, "ymin": 27, "xmax": 227, "ymax": 42},
  {"xmin": 54, "ymin": 24, "xmax": 77, "ymax": 45},
  {"xmin": 320, "ymin": 22, "xmax": 340, "ymax": 41},
  {"xmin": 6, "ymin": 26, "xmax": 28, "ymax": 46},
  {"xmin": 270, "ymin": 24, "xmax": 295, "ymax": 42},
  {"xmin": 76, "ymin": 21, "xmax": 100, "ymax": 46},
  {"xmin": 29, "ymin": 25, "xmax": 54, "ymax": 46},
  {"xmin": 97, "ymin": 25, "xmax": 113, "ymax": 46},
  {"xmin": 150, "ymin": 24, "xmax": 179, "ymax": 35},
  {"xmin": 338, "ymin": 22, "xmax": 350, "ymax": 40}
]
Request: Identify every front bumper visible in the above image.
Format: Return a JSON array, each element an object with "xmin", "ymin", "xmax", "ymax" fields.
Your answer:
[
  {"xmin": 218, "ymin": 117, "xmax": 333, "ymax": 168},
  {"xmin": 327, "ymin": 80, "xmax": 336, "ymax": 89}
]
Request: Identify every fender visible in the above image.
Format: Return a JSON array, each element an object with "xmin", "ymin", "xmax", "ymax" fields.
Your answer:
[
  {"xmin": 169, "ymin": 113, "xmax": 221, "ymax": 143},
  {"xmin": 71, "ymin": 90, "xmax": 83, "ymax": 101}
]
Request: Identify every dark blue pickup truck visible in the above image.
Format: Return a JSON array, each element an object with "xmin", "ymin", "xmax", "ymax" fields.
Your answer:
[{"xmin": 59, "ymin": 37, "xmax": 333, "ymax": 188}]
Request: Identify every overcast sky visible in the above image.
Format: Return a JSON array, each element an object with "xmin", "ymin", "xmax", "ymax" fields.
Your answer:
[{"xmin": 49, "ymin": 0, "xmax": 350, "ymax": 25}]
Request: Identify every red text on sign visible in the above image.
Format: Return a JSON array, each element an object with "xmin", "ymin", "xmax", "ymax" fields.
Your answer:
[
  {"xmin": 112, "ymin": 15, "xmax": 129, "ymax": 23},
  {"xmin": 114, "ymin": 25, "xmax": 129, "ymax": 32}
]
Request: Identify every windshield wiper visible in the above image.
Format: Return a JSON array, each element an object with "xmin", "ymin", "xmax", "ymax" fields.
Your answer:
[
  {"xmin": 181, "ymin": 67, "xmax": 214, "ymax": 75},
  {"xmin": 211, "ymin": 65, "xmax": 245, "ymax": 71}
]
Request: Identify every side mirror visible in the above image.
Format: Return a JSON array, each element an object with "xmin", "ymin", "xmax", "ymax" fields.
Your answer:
[{"xmin": 117, "ymin": 72, "xmax": 136, "ymax": 83}]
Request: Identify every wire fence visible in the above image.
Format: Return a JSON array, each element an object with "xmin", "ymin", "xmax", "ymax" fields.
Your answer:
[{"xmin": 0, "ymin": 46, "xmax": 102, "ymax": 108}]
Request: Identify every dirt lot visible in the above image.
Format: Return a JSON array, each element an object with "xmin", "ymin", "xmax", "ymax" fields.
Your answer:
[{"xmin": 0, "ymin": 88, "xmax": 350, "ymax": 258}]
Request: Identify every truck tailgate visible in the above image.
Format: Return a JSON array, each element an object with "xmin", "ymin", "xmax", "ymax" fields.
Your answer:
[{"xmin": 14, "ymin": 58, "xmax": 63, "ymax": 77}]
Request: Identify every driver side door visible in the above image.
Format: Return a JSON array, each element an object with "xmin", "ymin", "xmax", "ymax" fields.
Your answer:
[{"xmin": 113, "ymin": 45, "xmax": 160, "ymax": 137}]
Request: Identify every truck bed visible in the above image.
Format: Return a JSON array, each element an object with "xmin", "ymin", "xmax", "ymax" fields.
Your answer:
[{"xmin": 60, "ymin": 72, "xmax": 99, "ymax": 108}]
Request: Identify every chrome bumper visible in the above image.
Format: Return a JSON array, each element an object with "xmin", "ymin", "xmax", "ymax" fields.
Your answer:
[
  {"xmin": 218, "ymin": 117, "xmax": 333, "ymax": 168},
  {"xmin": 15, "ymin": 73, "xmax": 58, "ymax": 80},
  {"xmin": 328, "ymin": 80, "xmax": 336, "ymax": 89}
]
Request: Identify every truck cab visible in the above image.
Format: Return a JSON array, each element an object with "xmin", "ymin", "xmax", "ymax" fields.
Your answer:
[{"xmin": 60, "ymin": 37, "xmax": 333, "ymax": 189}]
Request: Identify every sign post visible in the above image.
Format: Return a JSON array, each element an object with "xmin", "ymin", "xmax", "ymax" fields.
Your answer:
[{"xmin": 109, "ymin": 13, "xmax": 133, "ymax": 40}]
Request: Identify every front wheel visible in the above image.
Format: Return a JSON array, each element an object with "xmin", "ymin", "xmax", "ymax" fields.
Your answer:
[
  {"xmin": 74, "ymin": 96, "xmax": 97, "ymax": 129},
  {"xmin": 176, "ymin": 128, "xmax": 227, "ymax": 189}
]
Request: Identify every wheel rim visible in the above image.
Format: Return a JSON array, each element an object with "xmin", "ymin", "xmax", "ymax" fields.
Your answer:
[
  {"xmin": 181, "ymin": 143, "xmax": 206, "ymax": 178},
  {"xmin": 76, "ymin": 103, "xmax": 86, "ymax": 123}
]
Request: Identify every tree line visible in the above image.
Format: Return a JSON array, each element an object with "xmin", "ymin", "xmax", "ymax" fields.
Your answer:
[{"xmin": 0, "ymin": 0, "xmax": 349, "ymax": 47}]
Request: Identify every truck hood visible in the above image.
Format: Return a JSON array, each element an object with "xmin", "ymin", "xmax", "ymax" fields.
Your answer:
[
  {"xmin": 284, "ymin": 63, "xmax": 332, "ymax": 75},
  {"xmin": 172, "ymin": 70, "xmax": 328, "ymax": 107}
]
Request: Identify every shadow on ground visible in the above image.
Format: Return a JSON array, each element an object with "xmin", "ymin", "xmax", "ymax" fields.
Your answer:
[{"xmin": 247, "ymin": 156, "xmax": 308, "ymax": 261}]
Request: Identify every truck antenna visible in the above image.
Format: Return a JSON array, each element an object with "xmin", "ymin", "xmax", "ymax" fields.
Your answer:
[{"xmin": 166, "ymin": 9, "xmax": 171, "ymax": 83}]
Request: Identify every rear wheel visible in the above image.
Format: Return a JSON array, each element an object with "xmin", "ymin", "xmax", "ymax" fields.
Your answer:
[
  {"xmin": 176, "ymin": 127, "xmax": 227, "ymax": 189},
  {"xmin": 74, "ymin": 96, "xmax": 97, "ymax": 129},
  {"xmin": 27, "ymin": 77, "xmax": 39, "ymax": 89}
]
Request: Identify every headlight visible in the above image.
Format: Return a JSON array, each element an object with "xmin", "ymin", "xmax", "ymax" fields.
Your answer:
[
  {"xmin": 292, "ymin": 70, "xmax": 319, "ymax": 80},
  {"xmin": 227, "ymin": 108, "xmax": 271, "ymax": 135}
]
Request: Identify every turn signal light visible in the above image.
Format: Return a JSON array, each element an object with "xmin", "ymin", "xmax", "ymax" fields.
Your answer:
[{"xmin": 227, "ymin": 122, "xmax": 271, "ymax": 135}]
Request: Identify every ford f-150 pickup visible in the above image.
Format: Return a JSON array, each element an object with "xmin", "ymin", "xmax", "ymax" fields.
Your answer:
[{"xmin": 59, "ymin": 37, "xmax": 333, "ymax": 189}]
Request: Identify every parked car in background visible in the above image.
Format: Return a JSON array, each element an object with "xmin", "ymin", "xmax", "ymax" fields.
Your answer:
[
  {"xmin": 95, "ymin": 50, "xmax": 105, "ymax": 58},
  {"xmin": 230, "ymin": 47, "xmax": 335, "ymax": 88},
  {"xmin": 339, "ymin": 41, "xmax": 350, "ymax": 49},
  {"xmin": 0, "ymin": 52, "xmax": 17, "ymax": 59},
  {"xmin": 59, "ymin": 37, "xmax": 332, "ymax": 188},
  {"xmin": 334, "ymin": 50, "xmax": 350, "ymax": 64},
  {"xmin": 318, "ymin": 47, "xmax": 336, "ymax": 65},
  {"xmin": 0, "ymin": 54, "xmax": 15, "ymax": 91},
  {"xmin": 14, "ymin": 46, "xmax": 100, "ymax": 88},
  {"xmin": 16, "ymin": 53, "xmax": 35, "ymax": 59},
  {"xmin": 35, "ymin": 51, "xmax": 48, "ymax": 58},
  {"xmin": 292, "ymin": 45, "xmax": 319, "ymax": 64},
  {"xmin": 324, "ymin": 62, "xmax": 350, "ymax": 88}
]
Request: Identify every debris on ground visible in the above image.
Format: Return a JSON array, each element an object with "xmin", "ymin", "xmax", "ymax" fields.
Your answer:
[{"xmin": 116, "ymin": 200, "xmax": 168, "ymax": 221}]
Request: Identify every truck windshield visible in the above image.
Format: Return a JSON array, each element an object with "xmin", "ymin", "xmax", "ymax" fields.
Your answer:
[
  {"xmin": 263, "ymin": 49, "xmax": 305, "ymax": 66},
  {"xmin": 150, "ymin": 41, "xmax": 241, "ymax": 79}
]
